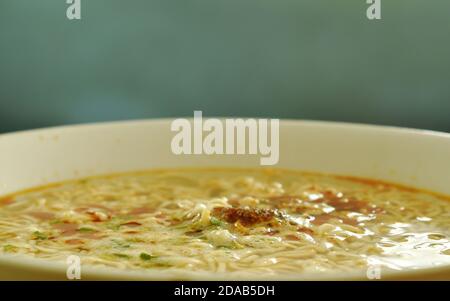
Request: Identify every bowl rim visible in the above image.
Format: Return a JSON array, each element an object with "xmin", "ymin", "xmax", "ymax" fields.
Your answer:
[{"xmin": 1, "ymin": 118, "xmax": 449, "ymax": 139}]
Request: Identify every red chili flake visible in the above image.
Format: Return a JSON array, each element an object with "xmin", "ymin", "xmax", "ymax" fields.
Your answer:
[
  {"xmin": 86, "ymin": 210, "xmax": 111, "ymax": 222},
  {"xmin": 211, "ymin": 207, "xmax": 276, "ymax": 226},
  {"xmin": 327, "ymin": 197, "xmax": 367, "ymax": 212},
  {"xmin": 65, "ymin": 239, "xmax": 84, "ymax": 245},
  {"xmin": 169, "ymin": 219, "xmax": 182, "ymax": 226},
  {"xmin": 0, "ymin": 198, "xmax": 14, "ymax": 206},
  {"xmin": 311, "ymin": 214, "xmax": 335, "ymax": 225},
  {"xmin": 297, "ymin": 226, "xmax": 314, "ymax": 235},
  {"xmin": 285, "ymin": 234, "xmax": 300, "ymax": 241},
  {"xmin": 129, "ymin": 207, "xmax": 155, "ymax": 215},
  {"xmin": 340, "ymin": 217, "xmax": 359, "ymax": 226},
  {"xmin": 79, "ymin": 233, "xmax": 103, "ymax": 239},
  {"xmin": 52, "ymin": 223, "xmax": 79, "ymax": 236},
  {"xmin": 120, "ymin": 221, "xmax": 142, "ymax": 227},
  {"xmin": 29, "ymin": 211, "xmax": 55, "ymax": 220}
]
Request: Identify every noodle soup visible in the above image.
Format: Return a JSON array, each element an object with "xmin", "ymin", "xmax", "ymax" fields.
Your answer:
[{"xmin": 0, "ymin": 168, "xmax": 449, "ymax": 278}]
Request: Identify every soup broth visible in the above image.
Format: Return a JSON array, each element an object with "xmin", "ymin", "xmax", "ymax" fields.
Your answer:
[{"xmin": 0, "ymin": 168, "xmax": 449, "ymax": 278}]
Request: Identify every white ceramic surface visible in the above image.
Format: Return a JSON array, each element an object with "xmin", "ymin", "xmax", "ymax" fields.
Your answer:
[{"xmin": 0, "ymin": 119, "xmax": 449, "ymax": 280}]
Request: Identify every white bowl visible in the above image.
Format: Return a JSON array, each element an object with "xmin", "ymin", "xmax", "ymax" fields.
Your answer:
[{"xmin": 0, "ymin": 119, "xmax": 449, "ymax": 280}]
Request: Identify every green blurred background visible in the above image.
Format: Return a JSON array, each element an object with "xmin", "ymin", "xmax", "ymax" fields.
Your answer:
[{"xmin": 1, "ymin": 0, "xmax": 449, "ymax": 133}]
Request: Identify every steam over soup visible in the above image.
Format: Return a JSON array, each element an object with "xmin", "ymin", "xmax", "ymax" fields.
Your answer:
[{"xmin": 0, "ymin": 168, "xmax": 449, "ymax": 278}]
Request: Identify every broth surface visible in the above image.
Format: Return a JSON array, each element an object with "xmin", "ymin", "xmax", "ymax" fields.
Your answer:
[{"xmin": 0, "ymin": 168, "xmax": 449, "ymax": 278}]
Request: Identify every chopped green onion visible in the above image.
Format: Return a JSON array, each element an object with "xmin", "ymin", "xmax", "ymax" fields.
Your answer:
[
  {"xmin": 32, "ymin": 231, "xmax": 47, "ymax": 240},
  {"xmin": 78, "ymin": 227, "xmax": 95, "ymax": 233},
  {"xmin": 3, "ymin": 244, "xmax": 18, "ymax": 252},
  {"xmin": 210, "ymin": 217, "xmax": 223, "ymax": 226},
  {"xmin": 140, "ymin": 252, "xmax": 156, "ymax": 261},
  {"xmin": 49, "ymin": 220, "xmax": 63, "ymax": 225},
  {"xmin": 107, "ymin": 224, "xmax": 120, "ymax": 231},
  {"xmin": 113, "ymin": 253, "xmax": 130, "ymax": 259}
]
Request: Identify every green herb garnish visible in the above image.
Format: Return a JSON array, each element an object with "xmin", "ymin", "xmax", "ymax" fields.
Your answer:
[
  {"xmin": 113, "ymin": 253, "xmax": 130, "ymax": 259},
  {"xmin": 210, "ymin": 217, "xmax": 223, "ymax": 226},
  {"xmin": 140, "ymin": 252, "xmax": 157, "ymax": 261},
  {"xmin": 32, "ymin": 231, "xmax": 47, "ymax": 240},
  {"xmin": 78, "ymin": 227, "xmax": 95, "ymax": 233},
  {"xmin": 49, "ymin": 219, "xmax": 63, "ymax": 225},
  {"xmin": 3, "ymin": 244, "xmax": 18, "ymax": 252},
  {"xmin": 105, "ymin": 216, "xmax": 127, "ymax": 230},
  {"xmin": 107, "ymin": 224, "xmax": 120, "ymax": 231}
]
